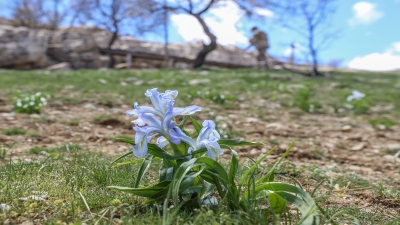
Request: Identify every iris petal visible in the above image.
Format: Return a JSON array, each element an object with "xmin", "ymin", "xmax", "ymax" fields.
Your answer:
[
  {"xmin": 173, "ymin": 105, "xmax": 202, "ymax": 116},
  {"xmin": 156, "ymin": 136, "xmax": 169, "ymax": 148}
]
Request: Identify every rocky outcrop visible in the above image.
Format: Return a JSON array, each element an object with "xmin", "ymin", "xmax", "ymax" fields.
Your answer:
[
  {"xmin": 0, "ymin": 25, "xmax": 52, "ymax": 69},
  {"xmin": 0, "ymin": 24, "xmax": 260, "ymax": 69},
  {"xmin": 0, "ymin": 25, "xmax": 100, "ymax": 69},
  {"xmin": 47, "ymin": 28, "xmax": 100, "ymax": 69}
]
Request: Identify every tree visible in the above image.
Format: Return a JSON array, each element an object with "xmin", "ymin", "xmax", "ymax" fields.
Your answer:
[
  {"xmin": 271, "ymin": 0, "xmax": 338, "ymax": 76},
  {"xmin": 166, "ymin": 0, "xmax": 275, "ymax": 68},
  {"xmin": 7, "ymin": 0, "xmax": 68, "ymax": 29},
  {"xmin": 71, "ymin": 0, "xmax": 162, "ymax": 68},
  {"xmin": 166, "ymin": 0, "xmax": 218, "ymax": 68}
]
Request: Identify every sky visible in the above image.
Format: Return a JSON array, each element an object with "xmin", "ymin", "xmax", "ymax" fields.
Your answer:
[
  {"xmin": 1, "ymin": 0, "xmax": 399, "ymax": 71},
  {"xmin": 141, "ymin": 0, "xmax": 400, "ymax": 71}
]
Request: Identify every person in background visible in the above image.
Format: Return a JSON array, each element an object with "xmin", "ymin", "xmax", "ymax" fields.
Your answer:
[{"xmin": 247, "ymin": 27, "xmax": 269, "ymax": 69}]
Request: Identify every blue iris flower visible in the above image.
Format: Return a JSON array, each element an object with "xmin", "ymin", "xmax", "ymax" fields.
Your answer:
[{"xmin": 126, "ymin": 88, "xmax": 203, "ymax": 158}]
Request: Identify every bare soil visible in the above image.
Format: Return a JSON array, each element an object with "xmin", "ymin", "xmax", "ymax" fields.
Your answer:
[
  {"xmin": 1, "ymin": 99, "xmax": 399, "ymax": 180},
  {"xmin": 1, "ymin": 98, "xmax": 400, "ymax": 218}
]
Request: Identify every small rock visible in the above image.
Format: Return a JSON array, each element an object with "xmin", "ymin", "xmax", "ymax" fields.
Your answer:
[
  {"xmin": 266, "ymin": 123, "xmax": 286, "ymax": 130},
  {"xmin": 0, "ymin": 203, "xmax": 11, "ymax": 211},
  {"xmin": 98, "ymin": 79, "xmax": 107, "ymax": 84},
  {"xmin": 261, "ymin": 148, "xmax": 268, "ymax": 153},
  {"xmin": 250, "ymin": 148, "xmax": 258, "ymax": 156},
  {"xmin": 279, "ymin": 144, "xmax": 289, "ymax": 150},
  {"xmin": 244, "ymin": 117, "xmax": 260, "ymax": 123},
  {"xmin": 351, "ymin": 143, "xmax": 365, "ymax": 151},
  {"xmin": 82, "ymin": 126, "xmax": 91, "ymax": 131},
  {"xmin": 115, "ymin": 63, "xmax": 127, "ymax": 69},
  {"xmin": 386, "ymin": 144, "xmax": 400, "ymax": 151},
  {"xmin": 64, "ymin": 85, "xmax": 74, "ymax": 89},
  {"xmin": 376, "ymin": 124, "xmax": 386, "ymax": 130},
  {"xmin": 120, "ymin": 81, "xmax": 128, "ymax": 86},
  {"xmin": 341, "ymin": 125, "xmax": 352, "ymax": 132},
  {"xmin": 106, "ymin": 125, "xmax": 113, "ymax": 129},
  {"xmin": 19, "ymin": 195, "xmax": 46, "ymax": 202},
  {"xmin": 1, "ymin": 113, "xmax": 14, "ymax": 117},
  {"xmin": 347, "ymin": 133, "xmax": 363, "ymax": 141},
  {"xmin": 383, "ymin": 155, "xmax": 399, "ymax": 163},
  {"xmin": 188, "ymin": 78, "xmax": 210, "ymax": 85},
  {"xmin": 83, "ymin": 103, "xmax": 96, "ymax": 109},
  {"xmin": 125, "ymin": 77, "xmax": 140, "ymax": 82},
  {"xmin": 46, "ymin": 62, "xmax": 72, "ymax": 71}
]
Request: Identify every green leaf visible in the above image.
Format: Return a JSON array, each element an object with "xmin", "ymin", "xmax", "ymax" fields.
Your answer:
[
  {"xmin": 171, "ymin": 159, "xmax": 204, "ymax": 206},
  {"xmin": 219, "ymin": 139, "xmax": 264, "ymax": 147},
  {"xmin": 221, "ymin": 145, "xmax": 240, "ymax": 201},
  {"xmin": 199, "ymin": 180, "xmax": 215, "ymax": 200},
  {"xmin": 277, "ymin": 191, "xmax": 319, "ymax": 224},
  {"xmin": 159, "ymin": 166, "xmax": 174, "ymax": 182},
  {"xmin": 178, "ymin": 115, "xmax": 189, "ymax": 129},
  {"xmin": 134, "ymin": 155, "xmax": 153, "ymax": 188},
  {"xmin": 239, "ymin": 146, "xmax": 276, "ymax": 186},
  {"xmin": 195, "ymin": 157, "xmax": 229, "ymax": 184},
  {"xmin": 258, "ymin": 141, "xmax": 294, "ymax": 183},
  {"xmin": 189, "ymin": 116, "xmax": 203, "ymax": 134},
  {"xmin": 228, "ymin": 148, "xmax": 239, "ymax": 187},
  {"xmin": 110, "ymin": 158, "xmax": 143, "ymax": 168},
  {"xmin": 267, "ymin": 192, "xmax": 287, "ymax": 214},
  {"xmin": 115, "ymin": 136, "xmax": 135, "ymax": 145},
  {"xmin": 114, "ymin": 136, "xmax": 183, "ymax": 161},
  {"xmin": 108, "ymin": 181, "xmax": 171, "ymax": 199},
  {"xmin": 243, "ymin": 182, "xmax": 319, "ymax": 224},
  {"xmin": 110, "ymin": 151, "xmax": 133, "ymax": 166}
]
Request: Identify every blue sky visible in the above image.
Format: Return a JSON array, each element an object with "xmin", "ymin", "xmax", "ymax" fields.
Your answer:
[
  {"xmin": 1, "ymin": 0, "xmax": 399, "ymax": 71},
  {"xmin": 142, "ymin": 0, "xmax": 400, "ymax": 71}
]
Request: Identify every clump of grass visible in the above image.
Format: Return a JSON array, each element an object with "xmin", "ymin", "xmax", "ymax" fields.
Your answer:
[
  {"xmin": 62, "ymin": 119, "xmax": 80, "ymax": 126},
  {"xmin": 28, "ymin": 144, "xmax": 82, "ymax": 155},
  {"xmin": 369, "ymin": 118, "xmax": 396, "ymax": 129},
  {"xmin": 348, "ymin": 99, "xmax": 370, "ymax": 114},
  {"xmin": 2, "ymin": 128, "xmax": 26, "ymax": 135},
  {"xmin": 188, "ymin": 90, "xmax": 236, "ymax": 105},
  {"xmin": 293, "ymin": 88, "xmax": 322, "ymax": 113}
]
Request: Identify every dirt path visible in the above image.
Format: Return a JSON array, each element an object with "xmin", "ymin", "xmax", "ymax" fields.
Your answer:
[{"xmin": 1, "ymin": 100, "xmax": 400, "ymax": 182}]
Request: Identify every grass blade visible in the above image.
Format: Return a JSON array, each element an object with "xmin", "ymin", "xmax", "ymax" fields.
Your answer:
[
  {"xmin": 134, "ymin": 155, "xmax": 153, "ymax": 188},
  {"xmin": 219, "ymin": 139, "xmax": 264, "ymax": 147},
  {"xmin": 258, "ymin": 141, "xmax": 294, "ymax": 183},
  {"xmin": 189, "ymin": 116, "xmax": 203, "ymax": 134},
  {"xmin": 239, "ymin": 146, "xmax": 276, "ymax": 186}
]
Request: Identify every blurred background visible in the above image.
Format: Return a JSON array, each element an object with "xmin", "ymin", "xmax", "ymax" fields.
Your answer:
[{"xmin": 0, "ymin": 0, "xmax": 399, "ymax": 72}]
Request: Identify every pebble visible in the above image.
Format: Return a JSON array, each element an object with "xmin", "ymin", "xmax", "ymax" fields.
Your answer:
[
  {"xmin": 188, "ymin": 78, "xmax": 210, "ymax": 85},
  {"xmin": 341, "ymin": 125, "xmax": 352, "ymax": 131},
  {"xmin": 351, "ymin": 143, "xmax": 365, "ymax": 151},
  {"xmin": 98, "ymin": 79, "xmax": 108, "ymax": 84},
  {"xmin": 250, "ymin": 148, "xmax": 258, "ymax": 156}
]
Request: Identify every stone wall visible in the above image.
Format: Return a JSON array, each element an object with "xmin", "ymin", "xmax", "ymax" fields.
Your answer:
[{"xmin": 0, "ymin": 24, "xmax": 260, "ymax": 70}]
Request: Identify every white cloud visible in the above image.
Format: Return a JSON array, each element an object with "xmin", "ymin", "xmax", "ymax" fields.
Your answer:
[
  {"xmin": 170, "ymin": 14, "xmax": 209, "ymax": 43},
  {"xmin": 349, "ymin": 2, "xmax": 383, "ymax": 25},
  {"xmin": 254, "ymin": 7, "xmax": 274, "ymax": 18},
  {"xmin": 283, "ymin": 42, "xmax": 306, "ymax": 57},
  {"xmin": 170, "ymin": 2, "xmax": 252, "ymax": 45},
  {"xmin": 348, "ymin": 42, "xmax": 400, "ymax": 71}
]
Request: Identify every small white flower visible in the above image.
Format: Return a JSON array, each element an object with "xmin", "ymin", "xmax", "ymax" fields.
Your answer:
[{"xmin": 347, "ymin": 90, "xmax": 365, "ymax": 102}]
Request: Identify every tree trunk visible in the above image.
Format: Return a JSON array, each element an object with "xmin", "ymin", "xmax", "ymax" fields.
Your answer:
[
  {"xmin": 192, "ymin": 13, "xmax": 217, "ymax": 68},
  {"xmin": 308, "ymin": 23, "xmax": 323, "ymax": 77},
  {"xmin": 193, "ymin": 42, "xmax": 217, "ymax": 68},
  {"xmin": 107, "ymin": 31, "xmax": 118, "ymax": 68}
]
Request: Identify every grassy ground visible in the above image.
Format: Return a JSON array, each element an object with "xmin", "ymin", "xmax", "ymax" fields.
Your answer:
[{"xmin": 0, "ymin": 68, "xmax": 400, "ymax": 224}]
